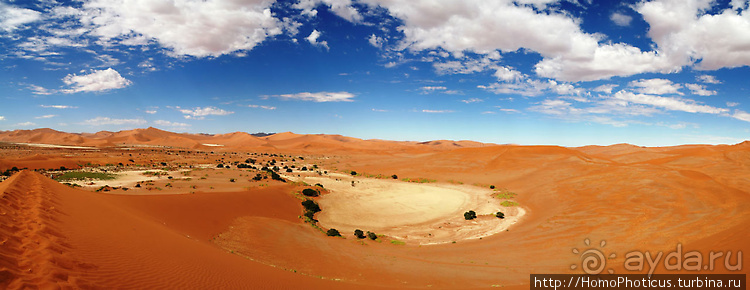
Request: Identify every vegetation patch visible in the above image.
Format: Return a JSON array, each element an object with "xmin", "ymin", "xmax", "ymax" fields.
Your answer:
[
  {"xmin": 55, "ymin": 171, "xmax": 116, "ymax": 181},
  {"xmin": 501, "ymin": 201, "xmax": 519, "ymax": 207},
  {"xmin": 390, "ymin": 240, "xmax": 406, "ymax": 245},
  {"xmin": 494, "ymin": 190, "xmax": 517, "ymax": 199},
  {"xmin": 401, "ymin": 177, "xmax": 437, "ymax": 183}
]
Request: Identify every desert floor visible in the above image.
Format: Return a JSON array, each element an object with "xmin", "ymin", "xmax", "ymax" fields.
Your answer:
[{"xmin": 1, "ymin": 130, "xmax": 749, "ymax": 289}]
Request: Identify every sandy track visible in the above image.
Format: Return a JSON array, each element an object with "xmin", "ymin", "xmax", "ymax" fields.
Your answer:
[{"xmin": 290, "ymin": 173, "xmax": 525, "ymax": 244}]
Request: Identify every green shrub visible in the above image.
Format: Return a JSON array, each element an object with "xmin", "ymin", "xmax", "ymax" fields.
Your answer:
[
  {"xmin": 496, "ymin": 211, "xmax": 505, "ymax": 219},
  {"xmin": 350, "ymin": 171, "xmax": 357, "ymax": 176},
  {"xmin": 366, "ymin": 231, "xmax": 377, "ymax": 240},
  {"xmin": 326, "ymin": 228, "xmax": 341, "ymax": 237},
  {"xmin": 501, "ymin": 201, "xmax": 519, "ymax": 207},
  {"xmin": 302, "ymin": 188, "xmax": 319, "ymax": 197},
  {"xmin": 354, "ymin": 229, "xmax": 365, "ymax": 239},
  {"xmin": 391, "ymin": 174, "xmax": 398, "ymax": 179},
  {"xmin": 464, "ymin": 210, "xmax": 477, "ymax": 220},
  {"xmin": 301, "ymin": 200, "xmax": 321, "ymax": 213}
]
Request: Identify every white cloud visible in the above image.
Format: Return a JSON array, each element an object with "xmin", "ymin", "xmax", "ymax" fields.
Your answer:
[
  {"xmin": 28, "ymin": 84, "xmax": 54, "ymax": 95},
  {"xmin": 727, "ymin": 102, "xmax": 740, "ymax": 107},
  {"xmin": 368, "ymin": 34, "xmax": 384, "ymax": 47},
  {"xmin": 81, "ymin": 117, "xmax": 147, "ymax": 126},
  {"xmin": 420, "ymin": 86, "xmax": 447, "ymax": 93},
  {"xmin": 177, "ymin": 106, "xmax": 234, "ymax": 120},
  {"xmin": 144, "ymin": 110, "xmax": 158, "ymax": 114},
  {"xmin": 610, "ymin": 12, "xmax": 632, "ymax": 26},
  {"xmin": 697, "ymin": 75, "xmax": 722, "ymax": 84},
  {"xmin": 0, "ymin": 116, "xmax": 4, "ymax": 121},
  {"xmin": 593, "ymin": 84, "xmax": 618, "ymax": 94},
  {"xmin": 71, "ymin": 0, "xmax": 285, "ymax": 57},
  {"xmin": 61, "ymin": 68, "xmax": 132, "ymax": 94},
  {"xmin": 247, "ymin": 104, "xmax": 276, "ymax": 110},
  {"xmin": 357, "ymin": 0, "xmax": 678, "ymax": 82},
  {"xmin": 13, "ymin": 122, "xmax": 36, "ymax": 127},
  {"xmin": 629, "ymin": 78, "xmax": 682, "ymax": 95},
  {"xmin": 40, "ymin": 105, "xmax": 78, "ymax": 109},
  {"xmin": 372, "ymin": 108, "xmax": 388, "ymax": 112},
  {"xmin": 0, "ymin": 3, "xmax": 41, "ymax": 31},
  {"xmin": 732, "ymin": 110, "xmax": 750, "ymax": 122},
  {"xmin": 306, "ymin": 29, "xmax": 329, "ymax": 49},
  {"xmin": 685, "ymin": 83, "xmax": 717, "ymax": 96},
  {"xmin": 461, "ymin": 98, "xmax": 483, "ymax": 104},
  {"xmin": 154, "ymin": 120, "xmax": 190, "ymax": 128},
  {"xmin": 613, "ymin": 91, "xmax": 727, "ymax": 114},
  {"xmin": 272, "ymin": 91, "xmax": 355, "ymax": 102},
  {"xmin": 637, "ymin": 0, "xmax": 750, "ymax": 71},
  {"xmin": 421, "ymin": 109, "xmax": 454, "ymax": 113},
  {"xmin": 35, "ymin": 115, "xmax": 57, "ymax": 119}
]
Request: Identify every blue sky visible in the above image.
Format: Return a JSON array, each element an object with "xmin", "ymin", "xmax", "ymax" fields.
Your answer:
[{"xmin": 1, "ymin": 0, "xmax": 749, "ymax": 146}]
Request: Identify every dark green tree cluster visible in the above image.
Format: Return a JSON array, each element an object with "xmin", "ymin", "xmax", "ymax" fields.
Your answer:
[
  {"xmin": 464, "ymin": 210, "xmax": 477, "ymax": 220},
  {"xmin": 302, "ymin": 188, "xmax": 320, "ymax": 197},
  {"xmin": 326, "ymin": 228, "xmax": 341, "ymax": 237},
  {"xmin": 496, "ymin": 212, "xmax": 505, "ymax": 219},
  {"xmin": 301, "ymin": 199, "xmax": 321, "ymax": 222}
]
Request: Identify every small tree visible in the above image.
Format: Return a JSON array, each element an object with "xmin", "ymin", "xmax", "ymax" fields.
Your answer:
[
  {"xmin": 496, "ymin": 211, "xmax": 505, "ymax": 219},
  {"xmin": 302, "ymin": 188, "xmax": 319, "ymax": 197},
  {"xmin": 490, "ymin": 185, "xmax": 496, "ymax": 189},
  {"xmin": 301, "ymin": 200, "xmax": 321, "ymax": 213},
  {"xmin": 464, "ymin": 210, "xmax": 477, "ymax": 220},
  {"xmin": 366, "ymin": 231, "xmax": 377, "ymax": 240},
  {"xmin": 354, "ymin": 229, "xmax": 365, "ymax": 239},
  {"xmin": 350, "ymin": 171, "xmax": 357, "ymax": 176},
  {"xmin": 391, "ymin": 174, "xmax": 398, "ymax": 179},
  {"xmin": 326, "ymin": 228, "xmax": 341, "ymax": 237}
]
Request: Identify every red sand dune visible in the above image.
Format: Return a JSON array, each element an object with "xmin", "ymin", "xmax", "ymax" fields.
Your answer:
[
  {"xmin": 0, "ymin": 171, "xmax": 353, "ymax": 289},
  {"xmin": 1, "ymin": 128, "xmax": 748, "ymax": 288}
]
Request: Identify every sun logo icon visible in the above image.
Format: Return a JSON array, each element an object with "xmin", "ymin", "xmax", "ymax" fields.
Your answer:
[{"xmin": 570, "ymin": 238, "xmax": 616, "ymax": 274}]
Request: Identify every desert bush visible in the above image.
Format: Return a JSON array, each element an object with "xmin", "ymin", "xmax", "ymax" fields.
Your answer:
[
  {"xmin": 229, "ymin": 178, "xmax": 236, "ymax": 182},
  {"xmin": 490, "ymin": 185, "xmax": 495, "ymax": 189},
  {"xmin": 326, "ymin": 228, "xmax": 341, "ymax": 237},
  {"xmin": 391, "ymin": 174, "xmax": 398, "ymax": 179},
  {"xmin": 217, "ymin": 164, "xmax": 224, "ymax": 168},
  {"xmin": 252, "ymin": 174, "xmax": 263, "ymax": 181},
  {"xmin": 354, "ymin": 229, "xmax": 365, "ymax": 239},
  {"xmin": 350, "ymin": 171, "xmax": 357, "ymax": 176},
  {"xmin": 496, "ymin": 211, "xmax": 505, "ymax": 219},
  {"xmin": 301, "ymin": 199, "xmax": 321, "ymax": 213},
  {"xmin": 464, "ymin": 210, "xmax": 477, "ymax": 220},
  {"xmin": 302, "ymin": 188, "xmax": 319, "ymax": 197},
  {"xmin": 366, "ymin": 231, "xmax": 377, "ymax": 240}
]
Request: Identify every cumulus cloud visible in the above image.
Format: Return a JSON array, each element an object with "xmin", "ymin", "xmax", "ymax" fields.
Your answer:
[
  {"xmin": 355, "ymin": 0, "xmax": 678, "ymax": 82},
  {"xmin": 368, "ymin": 34, "xmax": 384, "ymax": 47},
  {"xmin": 628, "ymin": 78, "xmax": 683, "ymax": 95},
  {"xmin": 697, "ymin": 75, "xmax": 722, "ymax": 84},
  {"xmin": 40, "ymin": 105, "xmax": 78, "ymax": 109},
  {"xmin": 306, "ymin": 29, "xmax": 329, "ymax": 49},
  {"xmin": 154, "ymin": 120, "xmax": 190, "ymax": 128},
  {"xmin": 0, "ymin": 3, "xmax": 41, "ymax": 31},
  {"xmin": 685, "ymin": 83, "xmax": 717, "ymax": 96},
  {"xmin": 593, "ymin": 84, "xmax": 618, "ymax": 94},
  {"xmin": 61, "ymin": 68, "xmax": 132, "ymax": 94},
  {"xmin": 35, "ymin": 115, "xmax": 57, "ymax": 119},
  {"xmin": 0, "ymin": 116, "xmax": 5, "ymax": 121},
  {"xmin": 610, "ymin": 12, "xmax": 632, "ymax": 26},
  {"xmin": 177, "ymin": 106, "xmax": 234, "ymax": 120},
  {"xmin": 637, "ymin": 0, "xmax": 750, "ymax": 71},
  {"xmin": 70, "ymin": 0, "xmax": 285, "ymax": 57},
  {"xmin": 81, "ymin": 117, "xmax": 147, "ymax": 126},
  {"xmin": 271, "ymin": 91, "xmax": 355, "ymax": 102}
]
